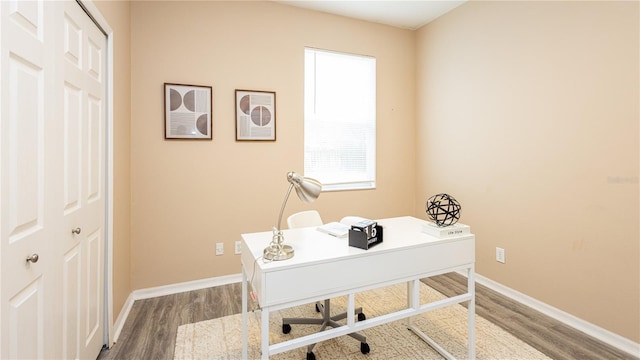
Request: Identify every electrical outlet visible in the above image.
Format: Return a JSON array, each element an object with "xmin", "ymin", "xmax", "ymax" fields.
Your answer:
[
  {"xmin": 216, "ymin": 242, "xmax": 224, "ymax": 256},
  {"xmin": 235, "ymin": 241, "xmax": 241, "ymax": 255},
  {"xmin": 496, "ymin": 247, "xmax": 505, "ymax": 263}
]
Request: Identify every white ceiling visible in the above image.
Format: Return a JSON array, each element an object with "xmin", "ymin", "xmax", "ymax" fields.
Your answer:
[{"xmin": 275, "ymin": 1, "xmax": 467, "ymax": 30}]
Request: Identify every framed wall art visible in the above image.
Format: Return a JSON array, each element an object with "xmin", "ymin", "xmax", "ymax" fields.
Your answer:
[
  {"xmin": 164, "ymin": 83, "xmax": 212, "ymax": 140},
  {"xmin": 235, "ymin": 89, "xmax": 276, "ymax": 141}
]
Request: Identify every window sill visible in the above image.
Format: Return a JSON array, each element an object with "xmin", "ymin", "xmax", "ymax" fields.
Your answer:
[{"xmin": 322, "ymin": 182, "xmax": 376, "ymax": 192}]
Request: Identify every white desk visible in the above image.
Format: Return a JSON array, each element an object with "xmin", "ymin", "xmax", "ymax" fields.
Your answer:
[{"xmin": 241, "ymin": 216, "xmax": 475, "ymax": 359}]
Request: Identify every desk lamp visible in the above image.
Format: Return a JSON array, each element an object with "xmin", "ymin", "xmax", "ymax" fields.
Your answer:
[{"xmin": 264, "ymin": 171, "xmax": 322, "ymax": 261}]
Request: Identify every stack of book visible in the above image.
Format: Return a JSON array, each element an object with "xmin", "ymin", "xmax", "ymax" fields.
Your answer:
[
  {"xmin": 316, "ymin": 216, "xmax": 371, "ymax": 238},
  {"xmin": 422, "ymin": 221, "xmax": 470, "ymax": 238},
  {"xmin": 316, "ymin": 222, "xmax": 350, "ymax": 237}
]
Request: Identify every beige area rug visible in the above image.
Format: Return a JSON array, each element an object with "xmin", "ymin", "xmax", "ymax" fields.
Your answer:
[{"xmin": 174, "ymin": 282, "xmax": 551, "ymax": 360}]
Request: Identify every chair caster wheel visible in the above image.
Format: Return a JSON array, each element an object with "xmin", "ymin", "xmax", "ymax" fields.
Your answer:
[
  {"xmin": 358, "ymin": 312, "xmax": 366, "ymax": 321},
  {"xmin": 361, "ymin": 342, "xmax": 370, "ymax": 354},
  {"xmin": 307, "ymin": 351, "xmax": 316, "ymax": 360},
  {"xmin": 315, "ymin": 303, "xmax": 321, "ymax": 312},
  {"xmin": 282, "ymin": 324, "xmax": 291, "ymax": 334}
]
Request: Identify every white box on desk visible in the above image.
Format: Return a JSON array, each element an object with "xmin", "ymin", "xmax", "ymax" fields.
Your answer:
[{"xmin": 422, "ymin": 222, "xmax": 470, "ymax": 238}]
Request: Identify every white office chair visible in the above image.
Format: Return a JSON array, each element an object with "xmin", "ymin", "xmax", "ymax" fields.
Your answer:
[
  {"xmin": 282, "ymin": 210, "xmax": 369, "ymax": 360},
  {"xmin": 286, "ymin": 210, "xmax": 323, "ymax": 229}
]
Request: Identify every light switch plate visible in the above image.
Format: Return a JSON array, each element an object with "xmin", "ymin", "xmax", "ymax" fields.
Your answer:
[{"xmin": 496, "ymin": 247, "xmax": 505, "ymax": 263}]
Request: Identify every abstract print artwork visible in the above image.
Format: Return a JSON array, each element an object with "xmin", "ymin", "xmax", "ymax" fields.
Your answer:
[
  {"xmin": 164, "ymin": 83, "xmax": 212, "ymax": 139},
  {"xmin": 235, "ymin": 89, "xmax": 276, "ymax": 141}
]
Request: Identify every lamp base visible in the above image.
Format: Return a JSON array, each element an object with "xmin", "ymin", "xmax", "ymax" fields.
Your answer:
[{"xmin": 263, "ymin": 244, "xmax": 295, "ymax": 261}]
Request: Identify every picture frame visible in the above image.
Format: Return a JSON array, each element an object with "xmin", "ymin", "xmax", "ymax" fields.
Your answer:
[
  {"xmin": 235, "ymin": 89, "xmax": 276, "ymax": 141},
  {"xmin": 164, "ymin": 83, "xmax": 212, "ymax": 140}
]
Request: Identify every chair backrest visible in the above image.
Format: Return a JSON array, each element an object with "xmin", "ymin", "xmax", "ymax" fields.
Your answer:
[{"xmin": 287, "ymin": 210, "xmax": 323, "ymax": 229}]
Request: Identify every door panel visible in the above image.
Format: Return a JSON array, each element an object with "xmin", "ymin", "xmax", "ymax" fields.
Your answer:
[
  {"xmin": 8, "ymin": 277, "xmax": 44, "ymax": 359},
  {"xmin": 63, "ymin": 12, "xmax": 82, "ymax": 68},
  {"xmin": 1, "ymin": 1, "xmax": 107, "ymax": 359},
  {"xmin": 63, "ymin": 82, "xmax": 82, "ymax": 215},
  {"xmin": 62, "ymin": 245, "xmax": 81, "ymax": 359},
  {"xmin": 87, "ymin": 38, "xmax": 102, "ymax": 82},
  {"xmin": 8, "ymin": 0, "xmax": 43, "ymax": 40},
  {"xmin": 7, "ymin": 53, "xmax": 43, "ymax": 242},
  {"xmin": 84, "ymin": 229, "xmax": 101, "ymax": 346},
  {"xmin": 86, "ymin": 94, "xmax": 102, "ymax": 203}
]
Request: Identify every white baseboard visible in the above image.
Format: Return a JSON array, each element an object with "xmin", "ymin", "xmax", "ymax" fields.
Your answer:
[
  {"xmin": 471, "ymin": 272, "xmax": 640, "ymax": 357},
  {"xmin": 110, "ymin": 273, "xmax": 242, "ymax": 345},
  {"xmin": 112, "ymin": 292, "xmax": 134, "ymax": 344},
  {"xmin": 131, "ymin": 273, "xmax": 242, "ymax": 301}
]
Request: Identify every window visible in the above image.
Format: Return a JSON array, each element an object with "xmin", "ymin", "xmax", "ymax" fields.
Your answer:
[{"xmin": 304, "ymin": 48, "xmax": 376, "ymax": 191}]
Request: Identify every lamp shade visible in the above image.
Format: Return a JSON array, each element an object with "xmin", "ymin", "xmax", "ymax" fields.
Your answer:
[{"xmin": 288, "ymin": 172, "xmax": 322, "ymax": 203}]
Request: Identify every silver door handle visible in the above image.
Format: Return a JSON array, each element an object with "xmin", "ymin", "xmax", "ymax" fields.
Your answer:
[
  {"xmin": 26, "ymin": 254, "xmax": 39, "ymax": 263},
  {"xmin": 71, "ymin": 227, "xmax": 81, "ymax": 235}
]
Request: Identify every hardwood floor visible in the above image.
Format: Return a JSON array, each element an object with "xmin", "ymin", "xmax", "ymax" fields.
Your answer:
[
  {"xmin": 98, "ymin": 274, "xmax": 638, "ymax": 360},
  {"xmin": 98, "ymin": 282, "xmax": 260, "ymax": 360},
  {"xmin": 423, "ymin": 273, "xmax": 638, "ymax": 360}
]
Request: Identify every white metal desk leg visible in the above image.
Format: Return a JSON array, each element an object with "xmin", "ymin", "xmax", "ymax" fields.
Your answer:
[
  {"xmin": 406, "ymin": 280, "xmax": 419, "ymax": 328},
  {"xmin": 261, "ymin": 306, "xmax": 270, "ymax": 359},
  {"xmin": 242, "ymin": 268, "xmax": 248, "ymax": 360},
  {"xmin": 406, "ymin": 281, "xmax": 412, "ymax": 328},
  {"xmin": 468, "ymin": 266, "xmax": 476, "ymax": 359},
  {"xmin": 347, "ymin": 293, "xmax": 355, "ymax": 326}
]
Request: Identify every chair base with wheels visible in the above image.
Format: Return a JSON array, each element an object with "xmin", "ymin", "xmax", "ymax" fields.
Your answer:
[
  {"xmin": 282, "ymin": 298, "xmax": 370, "ymax": 359},
  {"xmin": 283, "ymin": 211, "xmax": 371, "ymax": 358}
]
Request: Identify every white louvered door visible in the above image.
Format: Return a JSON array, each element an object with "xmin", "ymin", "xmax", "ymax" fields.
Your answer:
[{"xmin": 1, "ymin": 1, "xmax": 107, "ymax": 359}]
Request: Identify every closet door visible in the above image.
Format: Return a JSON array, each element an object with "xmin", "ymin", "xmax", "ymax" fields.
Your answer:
[
  {"xmin": 58, "ymin": 1, "xmax": 107, "ymax": 359},
  {"xmin": 0, "ymin": 1, "xmax": 107, "ymax": 358},
  {"xmin": 0, "ymin": 1, "xmax": 63, "ymax": 357},
  {"xmin": 60, "ymin": 1, "xmax": 107, "ymax": 358}
]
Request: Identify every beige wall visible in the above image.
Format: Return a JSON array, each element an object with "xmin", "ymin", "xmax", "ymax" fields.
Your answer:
[
  {"xmin": 130, "ymin": 1, "xmax": 416, "ymax": 289},
  {"xmin": 94, "ymin": 0, "xmax": 638, "ymax": 345},
  {"xmin": 416, "ymin": 1, "xmax": 639, "ymax": 342},
  {"xmin": 93, "ymin": 0, "xmax": 132, "ymax": 322}
]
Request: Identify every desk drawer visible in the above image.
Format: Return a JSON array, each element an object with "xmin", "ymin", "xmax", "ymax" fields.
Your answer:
[{"xmin": 261, "ymin": 237, "xmax": 474, "ymax": 306}]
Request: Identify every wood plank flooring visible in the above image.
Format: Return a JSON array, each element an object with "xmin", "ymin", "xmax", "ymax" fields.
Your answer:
[
  {"xmin": 97, "ymin": 274, "xmax": 638, "ymax": 360},
  {"xmin": 422, "ymin": 273, "xmax": 638, "ymax": 360}
]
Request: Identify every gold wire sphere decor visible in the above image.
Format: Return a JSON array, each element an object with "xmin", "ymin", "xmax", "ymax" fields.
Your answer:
[{"xmin": 425, "ymin": 193, "xmax": 461, "ymax": 227}]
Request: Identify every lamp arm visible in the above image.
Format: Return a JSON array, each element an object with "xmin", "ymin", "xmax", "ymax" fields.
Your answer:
[{"xmin": 276, "ymin": 182, "xmax": 295, "ymax": 232}]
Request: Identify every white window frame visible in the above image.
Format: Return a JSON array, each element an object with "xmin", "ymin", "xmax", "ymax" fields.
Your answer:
[{"xmin": 304, "ymin": 47, "xmax": 376, "ymax": 191}]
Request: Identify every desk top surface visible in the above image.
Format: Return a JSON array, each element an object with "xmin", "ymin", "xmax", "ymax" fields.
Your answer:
[{"xmin": 241, "ymin": 216, "xmax": 474, "ymax": 272}]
